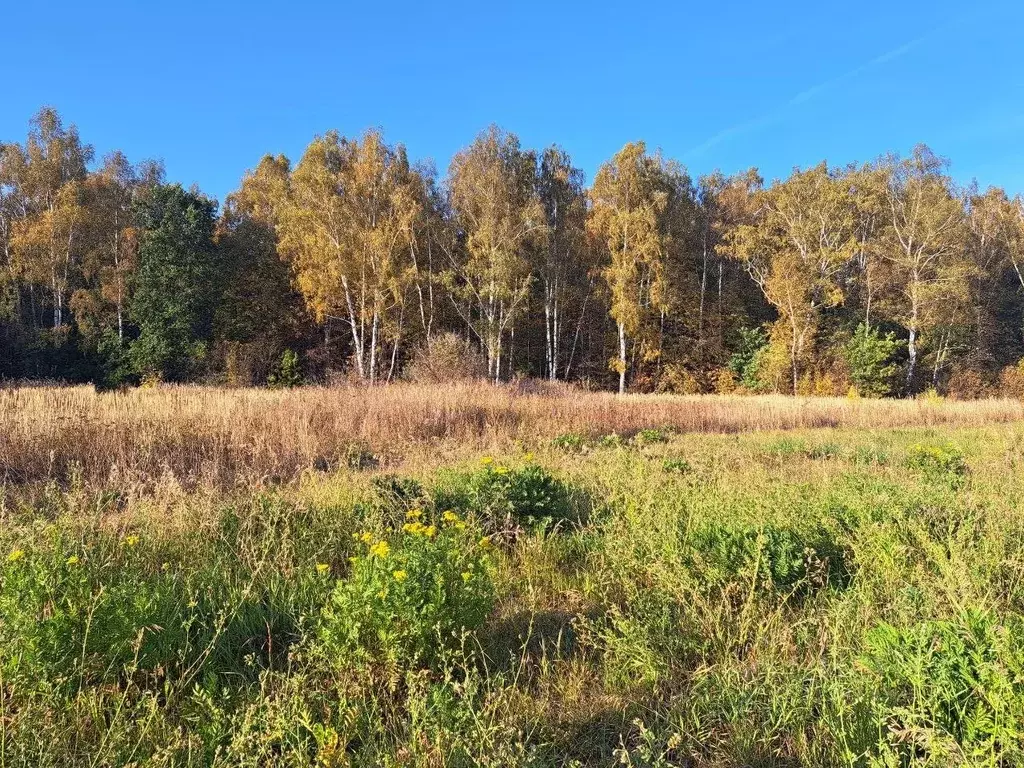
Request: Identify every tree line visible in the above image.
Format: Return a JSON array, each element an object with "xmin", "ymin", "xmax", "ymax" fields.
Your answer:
[{"xmin": 2, "ymin": 106, "xmax": 1024, "ymax": 397}]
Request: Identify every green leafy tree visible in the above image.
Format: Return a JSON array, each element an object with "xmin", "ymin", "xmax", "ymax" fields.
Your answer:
[
  {"xmin": 727, "ymin": 326, "xmax": 768, "ymax": 390},
  {"xmin": 129, "ymin": 184, "xmax": 218, "ymax": 381},
  {"xmin": 844, "ymin": 323, "xmax": 903, "ymax": 397}
]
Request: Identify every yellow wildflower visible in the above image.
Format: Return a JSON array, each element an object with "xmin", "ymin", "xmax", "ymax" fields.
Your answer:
[
  {"xmin": 369, "ymin": 541, "xmax": 390, "ymax": 559},
  {"xmin": 461, "ymin": 571, "xmax": 472, "ymax": 583},
  {"xmin": 495, "ymin": 466, "xmax": 510, "ymax": 475},
  {"xmin": 524, "ymin": 452, "xmax": 534, "ymax": 462},
  {"xmin": 442, "ymin": 510, "xmax": 459, "ymax": 523},
  {"xmin": 393, "ymin": 570, "xmax": 408, "ymax": 582},
  {"xmin": 403, "ymin": 521, "xmax": 425, "ymax": 535},
  {"xmin": 7, "ymin": 549, "xmax": 25, "ymax": 563},
  {"xmin": 125, "ymin": 534, "xmax": 139, "ymax": 547},
  {"xmin": 454, "ymin": 521, "xmax": 467, "ymax": 531},
  {"xmin": 479, "ymin": 536, "xmax": 492, "ymax": 550},
  {"xmin": 480, "ymin": 456, "xmax": 494, "ymax": 466},
  {"xmin": 316, "ymin": 563, "xmax": 330, "ymax": 574},
  {"xmin": 405, "ymin": 509, "xmax": 423, "ymax": 519},
  {"xmin": 66, "ymin": 555, "xmax": 80, "ymax": 566},
  {"xmin": 424, "ymin": 525, "xmax": 437, "ymax": 539},
  {"xmin": 359, "ymin": 532, "xmax": 373, "ymax": 544}
]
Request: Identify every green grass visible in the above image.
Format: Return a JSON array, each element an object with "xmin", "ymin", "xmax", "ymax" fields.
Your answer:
[{"xmin": 3, "ymin": 423, "xmax": 1024, "ymax": 766}]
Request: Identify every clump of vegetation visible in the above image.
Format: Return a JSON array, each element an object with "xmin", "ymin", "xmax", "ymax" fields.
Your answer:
[
  {"xmin": 632, "ymin": 427, "xmax": 670, "ymax": 446},
  {"xmin": 662, "ymin": 457, "xmax": 692, "ymax": 474},
  {"xmin": 684, "ymin": 521, "xmax": 846, "ymax": 591},
  {"xmin": 552, "ymin": 432, "xmax": 587, "ymax": 452},
  {"xmin": 267, "ymin": 349, "xmax": 303, "ymax": 388},
  {"xmin": 434, "ymin": 458, "xmax": 576, "ymax": 533},
  {"xmin": 598, "ymin": 431, "xmax": 625, "ymax": 448},
  {"xmin": 316, "ymin": 511, "xmax": 494, "ymax": 669},
  {"xmin": 860, "ymin": 611, "xmax": 1024, "ymax": 765},
  {"xmin": 907, "ymin": 442, "xmax": 968, "ymax": 477},
  {"xmin": 844, "ymin": 323, "xmax": 903, "ymax": 397},
  {"xmin": 806, "ymin": 442, "xmax": 842, "ymax": 460},
  {"xmin": 404, "ymin": 332, "xmax": 487, "ymax": 384}
]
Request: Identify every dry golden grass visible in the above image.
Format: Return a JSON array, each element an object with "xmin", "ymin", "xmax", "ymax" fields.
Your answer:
[{"xmin": 2, "ymin": 381, "xmax": 1022, "ymax": 485}]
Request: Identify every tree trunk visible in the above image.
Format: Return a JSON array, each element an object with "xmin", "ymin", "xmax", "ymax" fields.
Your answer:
[
  {"xmin": 906, "ymin": 326, "xmax": 917, "ymax": 393},
  {"xmin": 618, "ymin": 321, "xmax": 627, "ymax": 395}
]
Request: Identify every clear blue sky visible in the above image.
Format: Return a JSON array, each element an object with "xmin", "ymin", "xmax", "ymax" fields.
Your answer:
[{"xmin": 4, "ymin": 0, "xmax": 1023, "ymax": 204}]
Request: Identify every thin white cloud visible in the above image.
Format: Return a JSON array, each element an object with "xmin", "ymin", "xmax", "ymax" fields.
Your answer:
[{"xmin": 683, "ymin": 29, "xmax": 941, "ymax": 160}]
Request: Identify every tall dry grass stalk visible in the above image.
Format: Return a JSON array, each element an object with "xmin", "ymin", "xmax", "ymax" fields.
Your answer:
[{"xmin": 2, "ymin": 382, "xmax": 1022, "ymax": 485}]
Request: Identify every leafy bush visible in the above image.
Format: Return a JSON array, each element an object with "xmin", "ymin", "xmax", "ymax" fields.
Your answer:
[
  {"xmin": 844, "ymin": 323, "xmax": 903, "ymax": 397},
  {"xmin": 0, "ymin": 530, "xmax": 302, "ymax": 693},
  {"xmin": 684, "ymin": 522, "xmax": 846, "ymax": 591},
  {"xmin": 727, "ymin": 326, "xmax": 769, "ymax": 391},
  {"xmin": 599, "ymin": 432, "xmax": 625, "ymax": 449},
  {"xmin": 267, "ymin": 348, "xmax": 303, "ymax": 388},
  {"xmin": 434, "ymin": 459, "xmax": 575, "ymax": 533},
  {"xmin": 860, "ymin": 611, "xmax": 1024, "ymax": 766},
  {"xmin": 552, "ymin": 432, "xmax": 587, "ymax": 452},
  {"xmin": 662, "ymin": 458, "xmax": 692, "ymax": 474},
  {"xmin": 806, "ymin": 442, "xmax": 841, "ymax": 460},
  {"xmin": 316, "ymin": 511, "xmax": 494, "ymax": 669},
  {"xmin": 632, "ymin": 428, "xmax": 669, "ymax": 446},
  {"xmin": 907, "ymin": 442, "xmax": 968, "ymax": 478}
]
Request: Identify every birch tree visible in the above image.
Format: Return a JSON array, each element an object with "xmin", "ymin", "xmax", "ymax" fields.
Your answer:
[
  {"xmin": 279, "ymin": 130, "xmax": 422, "ymax": 381},
  {"xmin": 876, "ymin": 146, "xmax": 968, "ymax": 391},
  {"xmin": 536, "ymin": 146, "xmax": 587, "ymax": 380},
  {"xmin": 588, "ymin": 142, "xmax": 675, "ymax": 394},
  {"xmin": 444, "ymin": 126, "xmax": 545, "ymax": 381},
  {"xmin": 726, "ymin": 163, "xmax": 856, "ymax": 393}
]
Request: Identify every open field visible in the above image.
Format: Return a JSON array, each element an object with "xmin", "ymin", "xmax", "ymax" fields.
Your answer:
[
  {"xmin": 3, "ymin": 383, "xmax": 1024, "ymax": 485},
  {"xmin": 3, "ymin": 387, "xmax": 1024, "ymax": 766}
]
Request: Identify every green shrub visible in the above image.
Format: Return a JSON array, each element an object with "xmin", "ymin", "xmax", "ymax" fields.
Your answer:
[
  {"xmin": 552, "ymin": 432, "xmax": 587, "ymax": 452},
  {"xmin": 851, "ymin": 445, "xmax": 890, "ymax": 466},
  {"xmin": 632, "ymin": 428, "xmax": 669, "ymax": 446},
  {"xmin": 598, "ymin": 432, "xmax": 625, "ymax": 449},
  {"xmin": 860, "ymin": 611, "xmax": 1024, "ymax": 766},
  {"xmin": 316, "ymin": 511, "xmax": 494, "ymax": 669},
  {"xmin": 907, "ymin": 442, "xmax": 968, "ymax": 478},
  {"xmin": 727, "ymin": 326, "xmax": 769, "ymax": 390},
  {"xmin": 684, "ymin": 522, "xmax": 846, "ymax": 591},
  {"xmin": 662, "ymin": 458, "xmax": 692, "ymax": 474},
  {"xmin": 844, "ymin": 323, "xmax": 903, "ymax": 397},
  {"xmin": 267, "ymin": 348, "xmax": 303, "ymax": 388},
  {"xmin": 762, "ymin": 436, "xmax": 808, "ymax": 459},
  {"xmin": 434, "ymin": 459, "xmax": 575, "ymax": 533}
]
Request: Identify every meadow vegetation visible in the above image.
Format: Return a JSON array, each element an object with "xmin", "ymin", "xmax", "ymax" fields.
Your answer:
[{"xmin": 2, "ymin": 385, "xmax": 1024, "ymax": 766}]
